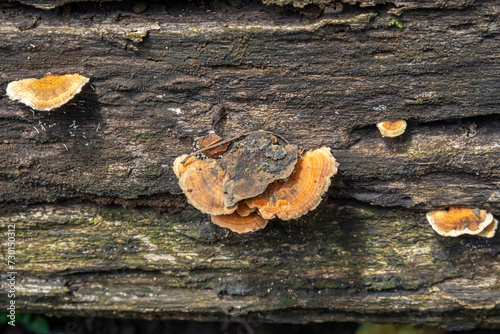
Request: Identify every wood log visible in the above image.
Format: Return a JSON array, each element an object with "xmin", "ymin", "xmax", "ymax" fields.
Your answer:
[{"xmin": 0, "ymin": 0, "xmax": 499, "ymax": 329}]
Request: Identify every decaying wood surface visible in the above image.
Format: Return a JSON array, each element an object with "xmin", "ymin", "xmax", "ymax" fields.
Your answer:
[{"xmin": 0, "ymin": 0, "xmax": 499, "ymax": 328}]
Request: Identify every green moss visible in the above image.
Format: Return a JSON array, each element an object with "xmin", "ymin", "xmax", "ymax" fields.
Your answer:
[
  {"xmin": 406, "ymin": 148, "xmax": 437, "ymax": 158},
  {"xmin": 230, "ymin": 34, "xmax": 252, "ymax": 61},
  {"xmin": 388, "ymin": 17, "xmax": 404, "ymax": 29},
  {"xmin": 135, "ymin": 133, "xmax": 156, "ymax": 140},
  {"xmin": 409, "ymin": 98, "xmax": 425, "ymax": 104},
  {"xmin": 9, "ymin": 201, "xmax": 498, "ymax": 322},
  {"xmin": 118, "ymin": 169, "xmax": 132, "ymax": 179},
  {"xmin": 356, "ymin": 323, "xmax": 421, "ymax": 334},
  {"xmin": 140, "ymin": 163, "xmax": 162, "ymax": 178},
  {"xmin": 274, "ymin": 297, "xmax": 295, "ymax": 308}
]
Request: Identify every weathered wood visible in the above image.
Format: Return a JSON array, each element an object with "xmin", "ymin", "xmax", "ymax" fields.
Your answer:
[
  {"xmin": 0, "ymin": 0, "xmax": 499, "ymax": 327},
  {"xmin": 0, "ymin": 0, "xmax": 498, "ymax": 206},
  {"xmin": 2, "ymin": 203, "xmax": 500, "ymax": 329}
]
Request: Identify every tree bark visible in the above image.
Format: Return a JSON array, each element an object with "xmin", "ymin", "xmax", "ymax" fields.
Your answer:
[{"xmin": 0, "ymin": 0, "xmax": 499, "ymax": 329}]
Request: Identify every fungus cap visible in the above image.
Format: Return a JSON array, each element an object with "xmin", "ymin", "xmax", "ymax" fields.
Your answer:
[
  {"xmin": 7, "ymin": 74, "xmax": 89, "ymax": 111},
  {"xmin": 178, "ymin": 164, "xmax": 236, "ymax": 215},
  {"xmin": 426, "ymin": 207, "xmax": 494, "ymax": 237},
  {"xmin": 211, "ymin": 211, "xmax": 268, "ymax": 234},
  {"xmin": 246, "ymin": 147, "xmax": 338, "ymax": 220},
  {"xmin": 235, "ymin": 202, "xmax": 256, "ymax": 217},
  {"xmin": 219, "ymin": 131, "xmax": 298, "ymax": 208},
  {"xmin": 478, "ymin": 218, "xmax": 498, "ymax": 238},
  {"xmin": 173, "ymin": 154, "xmax": 215, "ymax": 179},
  {"xmin": 376, "ymin": 120, "xmax": 407, "ymax": 137}
]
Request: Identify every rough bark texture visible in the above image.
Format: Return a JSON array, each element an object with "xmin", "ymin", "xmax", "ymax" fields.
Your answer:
[{"xmin": 0, "ymin": 0, "xmax": 499, "ymax": 329}]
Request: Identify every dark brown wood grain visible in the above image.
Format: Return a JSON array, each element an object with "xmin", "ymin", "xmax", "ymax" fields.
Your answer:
[{"xmin": 0, "ymin": 0, "xmax": 499, "ymax": 326}]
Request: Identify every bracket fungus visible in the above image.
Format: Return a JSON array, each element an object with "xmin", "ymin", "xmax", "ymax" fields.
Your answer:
[
  {"xmin": 376, "ymin": 120, "xmax": 407, "ymax": 137},
  {"xmin": 211, "ymin": 204, "xmax": 268, "ymax": 234},
  {"xmin": 173, "ymin": 154, "xmax": 215, "ymax": 179},
  {"xmin": 6, "ymin": 74, "xmax": 89, "ymax": 111},
  {"xmin": 173, "ymin": 131, "xmax": 338, "ymax": 233},
  {"xmin": 478, "ymin": 218, "xmax": 498, "ymax": 238},
  {"xmin": 219, "ymin": 132, "xmax": 298, "ymax": 208},
  {"xmin": 246, "ymin": 147, "xmax": 338, "ymax": 220},
  {"xmin": 178, "ymin": 163, "xmax": 237, "ymax": 216},
  {"xmin": 427, "ymin": 207, "xmax": 496, "ymax": 237},
  {"xmin": 235, "ymin": 202, "xmax": 256, "ymax": 217}
]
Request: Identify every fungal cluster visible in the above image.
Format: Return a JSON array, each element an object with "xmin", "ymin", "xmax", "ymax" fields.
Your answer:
[
  {"xmin": 173, "ymin": 131, "xmax": 338, "ymax": 233},
  {"xmin": 7, "ymin": 74, "xmax": 89, "ymax": 111}
]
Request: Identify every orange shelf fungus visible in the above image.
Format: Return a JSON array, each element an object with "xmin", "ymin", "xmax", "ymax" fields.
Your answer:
[
  {"xmin": 173, "ymin": 154, "xmax": 215, "ymax": 178},
  {"xmin": 173, "ymin": 131, "xmax": 338, "ymax": 233},
  {"xmin": 376, "ymin": 120, "xmax": 407, "ymax": 137},
  {"xmin": 178, "ymin": 164, "xmax": 237, "ymax": 215},
  {"xmin": 219, "ymin": 132, "xmax": 298, "ymax": 208},
  {"xmin": 6, "ymin": 73, "xmax": 89, "ymax": 111},
  {"xmin": 246, "ymin": 147, "xmax": 338, "ymax": 220},
  {"xmin": 426, "ymin": 207, "xmax": 495, "ymax": 237},
  {"xmin": 478, "ymin": 218, "xmax": 498, "ymax": 238},
  {"xmin": 235, "ymin": 202, "xmax": 256, "ymax": 217},
  {"xmin": 211, "ymin": 211, "xmax": 268, "ymax": 234}
]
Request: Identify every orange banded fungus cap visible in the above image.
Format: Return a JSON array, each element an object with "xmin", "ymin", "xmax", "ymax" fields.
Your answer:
[
  {"xmin": 211, "ymin": 211, "xmax": 268, "ymax": 234},
  {"xmin": 173, "ymin": 154, "xmax": 215, "ymax": 179},
  {"xmin": 178, "ymin": 164, "xmax": 236, "ymax": 215},
  {"xmin": 478, "ymin": 218, "xmax": 498, "ymax": 238},
  {"xmin": 235, "ymin": 202, "xmax": 256, "ymax": 217},
  {"xmin": 426, "ymin": 207, "xmax": 494, "ymax": 237},
  {"xmin": 7, "ymin": 74, "xmax": 89, "ymax": 111},
  {"xmin": 376, "ymin": 120, "xmax": 407, "ymax": 137},
  {"xmin": 246, "ymin": 147, "xmax": 338, "ymax": 220}
]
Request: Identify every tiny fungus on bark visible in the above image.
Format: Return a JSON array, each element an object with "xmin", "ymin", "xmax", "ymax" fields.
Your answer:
[
  {"xmin": 376, "ymin": 120, "xmax": 407, "ymax": 137},
  {"xmin": 6, "ymin": 73, "xmax": 89, "ymax": 111},
  {"xmin": 173, "ymin": 131, "xmax": 338, "ymax": 233},
  {"xmin": 246, "ymin": 147, "xmax": 338, "ymax": 220},
  {"xmin": 426, "ymin": 207, "xmax": 496, "ymax": 237}
]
